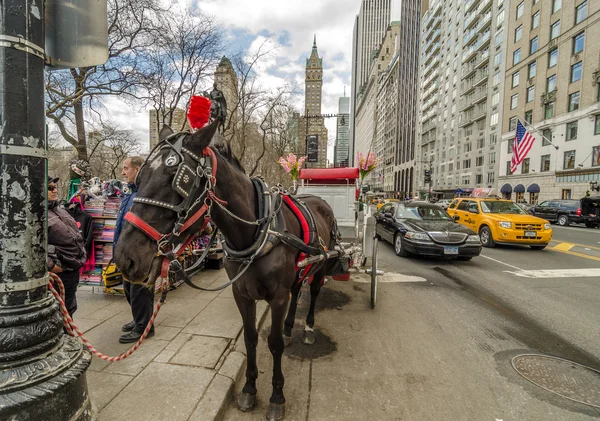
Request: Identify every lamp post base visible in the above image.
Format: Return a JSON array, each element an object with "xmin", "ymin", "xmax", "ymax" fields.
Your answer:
[{"xmin": 0, "ymin": 295, "xmax": 92, "ymax": 421}]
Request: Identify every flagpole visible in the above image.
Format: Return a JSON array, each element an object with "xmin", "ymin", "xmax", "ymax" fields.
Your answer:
[{"xmin": 517, "ymin": 116, "xmax": 560, "ymax": 150}]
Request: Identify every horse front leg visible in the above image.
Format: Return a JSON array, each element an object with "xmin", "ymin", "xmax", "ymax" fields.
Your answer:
[
  {"xmin": 303, "ymin": 277, "xmax": 323, "ymax": 345},
  {"xmin": 234, "ymin": 294, "xmax": 259, "ymax": 412},
  {"xmin": 266, "ymin": 288, "xmax": 290, "ymax": 421},
  {"xmin": 283, "ymin": 281, "xmax": 302, "ymax": 347}
]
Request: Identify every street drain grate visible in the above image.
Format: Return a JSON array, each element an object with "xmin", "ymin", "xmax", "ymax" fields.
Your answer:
[{"xmin": 512, "ymin": 354, "xmax": 600, "ymax": 408}]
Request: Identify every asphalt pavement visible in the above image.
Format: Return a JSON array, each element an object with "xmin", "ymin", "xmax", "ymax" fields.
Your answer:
[{"xmin": 225, "ymin": 225, "xmax": 600, "ymax": 420}]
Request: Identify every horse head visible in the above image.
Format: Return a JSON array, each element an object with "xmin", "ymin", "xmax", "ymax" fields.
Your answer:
[{"xmin": 114, "ymin": 119, "xmax": 219, "ymax": 288}]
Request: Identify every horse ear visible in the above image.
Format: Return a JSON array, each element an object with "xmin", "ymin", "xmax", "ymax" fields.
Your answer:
[
  {"xmin": 159, "ymin": 125, "xmax": 174, "ymax": 142},
  {"xmin": 186, "ymin": 120, "xmax": 219, "ymax": 152}
]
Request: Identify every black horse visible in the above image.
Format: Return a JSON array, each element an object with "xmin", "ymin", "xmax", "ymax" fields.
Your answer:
[{"xmin": 114, "ymin": 118, "xmax": 342, "ymax": 420}]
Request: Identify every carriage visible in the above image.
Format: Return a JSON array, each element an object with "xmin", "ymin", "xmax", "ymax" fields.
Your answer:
[{"xmin": 296, "ymin": 167, "xmax": 383, "ymax": 308}]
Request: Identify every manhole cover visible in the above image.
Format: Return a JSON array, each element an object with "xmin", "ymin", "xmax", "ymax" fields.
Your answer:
[{"xmin": 512, "ymin": 354, "xmax": 600, "ymax": 408}]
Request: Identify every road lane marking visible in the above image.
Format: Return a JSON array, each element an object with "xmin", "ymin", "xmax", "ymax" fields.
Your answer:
[
  {"xmin": 549, "ymin": 248, "xmax": 600, "ymax": 262},
  {"xmin": 503, "ymin": 268, "xmax": 600, "ymax": 279},
  {"xmin": 552, "ymin": 242, "xmax": 576, "ymax": 251},
  {"xmin": 352, "ymin": 272, "xmax": 427, "ymax": 283},
  {"xmin": 479, "ymin": 254, "xmax": 524, "ymax": 271},
  {"xmin": 551, "ymin": 240, "xmax": 600, "ymax": 252}
]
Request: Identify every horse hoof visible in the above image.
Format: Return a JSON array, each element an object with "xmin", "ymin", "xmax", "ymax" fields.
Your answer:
[
  {"xmin": 266, "ymin": 402, "xmax": 285, "ymax": 421},
  {"xmin": 303, "ymin": 330, "xmax": 315, "ymax": 345},
  {"xmin": 238, "ymin": 393, "xmax": 257, "ymax": 412},
  {"xmin": 283, "ymin": 334, "xmax": 292, "ymax": 347}
]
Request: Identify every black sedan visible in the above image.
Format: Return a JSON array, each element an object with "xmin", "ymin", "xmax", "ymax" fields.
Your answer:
[{"xmin": 374, "ymin": 201, "xmax": 482, "ymax": 260}]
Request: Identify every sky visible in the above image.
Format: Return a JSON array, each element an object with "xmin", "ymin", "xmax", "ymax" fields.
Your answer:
[{"xmin": 106, "ymin": 0, "xmax": 361, "ymax": 163}]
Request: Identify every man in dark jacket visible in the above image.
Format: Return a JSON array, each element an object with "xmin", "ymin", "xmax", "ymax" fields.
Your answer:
[
  {"xmin": 47, "ymin": 177, "xmax": 87, "ymax": 317},
  {"xmin": 114, "ymin": 156, "xmax": 155, "ymax": 344}
]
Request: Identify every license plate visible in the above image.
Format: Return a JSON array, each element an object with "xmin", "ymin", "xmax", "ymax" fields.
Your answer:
[
  {"xmin": 524, "ymin": 231, "xmax": 537, "ymax": 237},
  {"xmin": 444, "ymin": 246, "xmax": 459, "ymax": 255}
]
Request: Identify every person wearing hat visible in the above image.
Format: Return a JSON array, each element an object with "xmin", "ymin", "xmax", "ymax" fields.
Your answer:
[{"xmin": 47, "ymin": 176, "xmax": 87, "ymax": 318}]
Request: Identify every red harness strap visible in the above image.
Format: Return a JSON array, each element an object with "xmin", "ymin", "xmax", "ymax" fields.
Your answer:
[
  {"xmin": 282, "ymin": 195, "xmax": 315, "ymax": 284},
  {"xmin": 125, "ymin": 212, "xmax": 163, "ymax": 241}
]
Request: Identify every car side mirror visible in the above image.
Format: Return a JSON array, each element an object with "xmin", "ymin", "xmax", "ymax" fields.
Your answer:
[{"xmin": 453, "ymin": 215, "xmax": 460, "ymax": 221}]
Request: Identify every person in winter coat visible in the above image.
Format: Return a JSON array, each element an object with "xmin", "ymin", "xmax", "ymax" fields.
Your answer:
[
  {"xmin": 114, "ymin": 156, "xmax": 155, "ymax": 344},
  {"xmin": 47, "ymin": 177, "xmax": 87, "ymax": 317}
]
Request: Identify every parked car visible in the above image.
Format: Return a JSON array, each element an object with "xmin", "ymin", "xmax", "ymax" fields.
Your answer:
[
  {"xmin": 447, "ymin": 198, "xmax": 552, "ymax": 249},
  {"xmin": 516, "ymin": 202, "xmax": 534, "ymax": 214},
  {"xmin": 434, "ymin": 199, "xmax": 453, "ymax": 210},
  {"xmin": 531, "ymin": 198, "xmax": 600, "ymax": 227},
  {"xmin": 374, "ymin": 201, "xmax": 482, "ymax": 260}
]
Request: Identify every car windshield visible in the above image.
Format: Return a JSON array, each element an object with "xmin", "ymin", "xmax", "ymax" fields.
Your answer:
[
  {"xmin": 480, "ymin": 201, "xmax": 527, "ymax": 214},
  {"xmin": 397, "ymin": 206, "xmax": 452, "ymax": 221}
]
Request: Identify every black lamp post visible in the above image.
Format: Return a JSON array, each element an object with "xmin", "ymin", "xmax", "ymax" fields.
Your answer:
[{"xmin": 0, "ymin": 1, "xmax": 91, "ymax": 419}]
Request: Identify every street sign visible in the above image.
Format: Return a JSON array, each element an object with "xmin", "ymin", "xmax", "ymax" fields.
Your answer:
[
  {"xmin": 307, "ymin": 135, "xmax": 319, "ymax": 163},
  {"xmin": 45, "ymin": 0, "xmax": 108, "ymax": 69}
]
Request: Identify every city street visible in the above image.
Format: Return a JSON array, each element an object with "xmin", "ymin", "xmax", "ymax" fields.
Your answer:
[{"xmin": 226, "ymin": 225, "xmax": 600, "ymax": 420}]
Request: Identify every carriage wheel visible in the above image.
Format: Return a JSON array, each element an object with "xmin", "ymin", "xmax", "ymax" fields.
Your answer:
[{"xmin": 370, "ymin": 236, "xmax": 378, "ymax": 309}]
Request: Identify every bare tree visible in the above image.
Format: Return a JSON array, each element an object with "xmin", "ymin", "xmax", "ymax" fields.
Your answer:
[
  {"xmin": 138, "ymin": 8, "xmax": 223, "ymax": 133},
  {"xmin": 88, "ymin": 123, "xmax": 142, "ymax": 179},
  {"xmin": 45, "ymin": 0, "xmax": 167, "ymax": 161}
]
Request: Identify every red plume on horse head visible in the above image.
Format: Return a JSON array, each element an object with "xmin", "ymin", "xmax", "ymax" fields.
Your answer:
[{"xmin": 187, "ymin": 96, "xmax": 211, "ymax": 130}]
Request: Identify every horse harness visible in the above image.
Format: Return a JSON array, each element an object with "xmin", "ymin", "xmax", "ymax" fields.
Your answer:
[{"xmin": 124, "ymin": 131, "xmax": 329, "ymax": 292}]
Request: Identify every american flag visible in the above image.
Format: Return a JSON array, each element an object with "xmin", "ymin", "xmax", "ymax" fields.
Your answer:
[{"xmin": 510, "ymin": 120, "xmax": 535, "ymax": 173}]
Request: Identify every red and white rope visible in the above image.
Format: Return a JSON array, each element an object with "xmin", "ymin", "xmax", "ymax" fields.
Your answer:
[{"xmin": 48, "ymin": 272, "xmax": 167, "ymax": 362}]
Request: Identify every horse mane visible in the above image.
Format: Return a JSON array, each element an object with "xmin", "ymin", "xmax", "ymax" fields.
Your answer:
[{"xmin": 211, "ymin": 135, "xmax": 246, "ymax": 174}]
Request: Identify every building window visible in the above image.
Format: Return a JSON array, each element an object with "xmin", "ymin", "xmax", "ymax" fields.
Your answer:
[
  {"xmin": 568, "ymin": 92, "xmax": 580, "ymax": 111},
  {"xmin": 541, "ymin": 154, "xmax": 551, "ymax": 171},
  {"xmin": 493, "ymin": 72, "xmax": 501, "ymax": 86},
  {"xmin": 515, "ymin": 25, "xmax": 523, "ymax": 42},
  {"xmin": 497, "ymin": 10, "xmax": 505, "ymax": 27},
  {"xmin": 506, "ymin": 161, "xmax": 512, "ymax": 175},
  {"xmin": 550, "ymin": 21, "xmax": 561, "ymax": 40},
  {"xmin": 494, "ymin": 52, "xmax": 503, "ymax": 67},
  {"xmin": 512, "ymin": 71, "xmax": 520, "ymax": 87},
  {"xmin": 477, "ymin": 138, "xmax": 485, "ymax": 149},
  {"xmin": 542, "ymin": 129, "xmax": 552, "ymax": 146},
  {"xmin": 490, "ymin": 113, "xmax": 499, "ymax": 126},
  {"xmin": 571, "ymin": 61, "xmax": 582, "ymax": 82},
  {"xmin": 509, "ymin": 116, "xmax": 518, "ymax": 131},
  {"xmin": 487, "ymin": 172, "xmax": 496, "ymax": 184},
  {"xmin": 527, "ymin": 86, "xmax": 535, "ymax": 103},
  {"xmin": 566, "ymin": 121, "xmax": 578, "ymax": 141},
  {"xmin": 525, "ymin": 110, "xmax": 533, "ymax": 123},
  {"xmin": 530, "ymin": 37, "xmax": 538, "ymax": 54},
  {"xmin": 516, "ymin": 2, "xmax": 524, "ymax": 18},
  {"xmin": 508, "ymin": 142, "xmax": 514, "ymax": 153},
  {"xmin": 513, "ymin": 49, "xmax": 521, "ymax": 65},
  {"xmin": 576, "ymin": 1, "xmax": 588, "ymax": 24},
  {"xmin": 511, "ymin": 94, "xmax": 518, "ymax": 110},
  {"xmin": 463, "ymin": 159, "xmax": 471, "ymax": 169},
  {"xmin": 562, "ymin": 189, "xmax": 572, "ymax": 199},
  {"xmin": 495, "ymin": 30, "xmax": 504, "ymax": 46},
  {"xmin": 573, "ymin": 32, "xmax": 585, "ymax": 54},
  {"xmin": 492, "ymin": 92, "xmax": 500, "ymax": 106},
  {"xmin": 547, "ymin": 74, "xmax": 557, "ymax": 92},
  {"xmin": 490, "ymin": 133, "xmax": 498, "ymax": 144},
  {"xmin": 563, "ymin": 150, "xmax": 576, "ymax": 169},
  {"xmin": 465, "ymin": 143, "xmax": 472, "ymax": 152},
  {"xmin": 476, "ymin": 156, "xmax": 484, "ymax": 166},
  {"xmin": 548, "ymin": 48, "xmax": 558, "ymax": 68},
  {"xmin": 593, "ymin": 146, "xmax": 600, "ymax": 166},
  {"xmin": 532, "ymin": 11, "xmax": 540, "ymax": 29},
  {"xmin": 545, "ymin": 101, "xmax": 555, "ymax": 119},
  {"xmin": 489, "ymin": 152, "xmax": 496, "ymax": 164},
  {"xmin": 476, "ymin": 174, "xmax": 483, "ymax": 184},
  {"xmin": 552, "ymin": 0, "xmax": 562, "ymax": 14},
  {"xmin": 528, "ymin": 62, "xmax": 536, "ymax": 79},
  {"xmin": 522, "ymin": 158, "xmax": 530, "ymax": 174},
  {"xmin": 595, "ymin": 115, "xmax": 600, "ymax": 135}
]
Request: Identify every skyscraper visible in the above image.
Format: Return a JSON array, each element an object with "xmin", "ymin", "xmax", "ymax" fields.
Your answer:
[
  {"xmin": 350, "ymin": 0, "xmax": 393, "ymax": 167},
  {"xmin": 335, "ymin": 96, "xmax": 350, "ymax": 167}
]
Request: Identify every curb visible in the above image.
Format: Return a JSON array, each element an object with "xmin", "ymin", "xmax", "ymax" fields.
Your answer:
[{"xmin": 191, "ymin": 302, "xmax": 271, "ymax": 421}]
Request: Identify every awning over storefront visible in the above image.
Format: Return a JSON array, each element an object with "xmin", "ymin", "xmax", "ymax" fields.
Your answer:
[
  {"xmin": 527, "ymin": 183, "xmax": 540, "ymax": 193},
  {"xmin": 500, "ymin": 183, "xmax": 512, "ymax": 193},
  {"xmin": 514, "ymin": 184, "xmax": 525, "ymax": 193}
]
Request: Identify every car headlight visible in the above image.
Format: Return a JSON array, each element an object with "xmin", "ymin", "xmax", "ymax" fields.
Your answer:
[
  {"xmin": 499, "ymin": 221, "xmax": 512, "ymax": 229},
  {"xmin": 404, "ymin": 232, "xmax": 431, "ymax": 241},
  {"xmin": 467, "ymin": 235, "xmax": 481, "ymax": 243},
  {"xmin": 544, "ymin": 223, "xmax": 551, "ymax": 230}
]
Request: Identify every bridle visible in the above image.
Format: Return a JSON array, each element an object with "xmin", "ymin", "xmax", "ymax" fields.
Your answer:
[{"xmin": 124, "ymin": 131, "xmax": 226, "ymax": 280}]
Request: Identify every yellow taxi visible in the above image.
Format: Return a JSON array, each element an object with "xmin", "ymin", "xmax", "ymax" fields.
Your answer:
[
  {"xmin": 446, "ymin": 197, "xmax": 552, "ymax": 249},
  {"xmin": 377, "ymin": 198, "xmax": 399, "ymax": 210}
]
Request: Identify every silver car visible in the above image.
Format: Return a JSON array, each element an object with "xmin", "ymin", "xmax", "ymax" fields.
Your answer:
[{"xmin": 435, "ymin": 199, "xmax": 452, "ymax": 210}]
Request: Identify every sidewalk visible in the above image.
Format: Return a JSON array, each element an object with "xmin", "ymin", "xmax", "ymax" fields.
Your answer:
[{"xmin": 74, "ymin": 269, "xmax": 269, "ymax": 421}]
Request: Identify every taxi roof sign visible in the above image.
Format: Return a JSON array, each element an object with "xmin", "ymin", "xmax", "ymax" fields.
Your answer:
[{"xmin": 470, "ymin": 188, "xmax": 497, "ymax": 198}]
